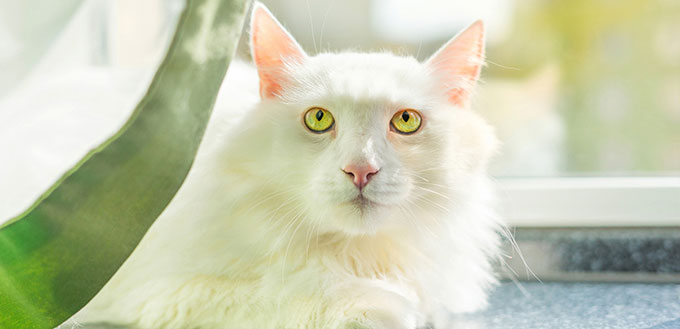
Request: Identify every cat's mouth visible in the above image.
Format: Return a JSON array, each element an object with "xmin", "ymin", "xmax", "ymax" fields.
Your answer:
[{"xmin": 348, "ymin": 194, "xmax": 383, "ymax": 210}]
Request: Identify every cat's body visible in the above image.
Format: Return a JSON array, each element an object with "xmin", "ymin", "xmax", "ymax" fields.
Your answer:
[{"xmin": 72, "ymin": 4, "xmax": 502, "ymax": 329}]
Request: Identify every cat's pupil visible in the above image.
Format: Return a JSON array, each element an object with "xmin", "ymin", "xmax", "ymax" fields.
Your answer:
[
  {"xmin": 316, "ymin": 110, "xmax": 324, "ymax": 121},
  {"xmin": 402, "ymin": 111, "xmax": 410, "ymax": 122}
]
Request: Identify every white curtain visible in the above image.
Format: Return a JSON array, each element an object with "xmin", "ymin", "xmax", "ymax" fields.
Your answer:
[{"xmin": 0, "ymin": 0, "xmax": 183, "ymax": 222}]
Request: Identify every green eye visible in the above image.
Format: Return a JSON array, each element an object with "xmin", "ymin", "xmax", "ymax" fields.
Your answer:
[
  {"xmin": 391, "ymin": 109, "xmax": 422, "ymax": 134},
  {"xmin": 304, "ymin": 107, "xmax": 334, "ymax": 133}
]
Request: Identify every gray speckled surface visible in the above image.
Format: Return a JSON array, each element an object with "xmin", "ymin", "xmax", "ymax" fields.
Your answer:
[
  {"xmin": 455, "ymin": 282, "xmax": 680, "ymax": 329},
  {"xmin": 75, "ymin": 283, "xmax": 680, "ymax": 328}
]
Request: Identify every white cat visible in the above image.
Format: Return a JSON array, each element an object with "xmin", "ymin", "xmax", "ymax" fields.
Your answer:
[{"xmin": 73, "ymin": 3, "xmax": 502, "ymax": 328}]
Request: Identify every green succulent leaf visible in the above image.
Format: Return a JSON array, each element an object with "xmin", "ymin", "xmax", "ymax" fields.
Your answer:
[{"xmin": 0, "ymin": 0, "xmax": 251, "ymax": 327}]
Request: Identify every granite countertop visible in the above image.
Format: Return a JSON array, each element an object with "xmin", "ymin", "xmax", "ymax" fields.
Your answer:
[{"xmin": 454, "ymin": 282, "xmax": 680, "ymax": 329}]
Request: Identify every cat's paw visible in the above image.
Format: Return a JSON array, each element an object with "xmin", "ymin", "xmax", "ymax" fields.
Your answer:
[
  {"xmin": 344, "ymin": 322, "xmax": 371, "ymax": 329},
  {"xmin": 343, "ymin": 309, "xmax": 417, "ymax": 329}
]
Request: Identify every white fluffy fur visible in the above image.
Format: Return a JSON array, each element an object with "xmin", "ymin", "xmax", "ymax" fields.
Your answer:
[{"xmin": 73, "ymin": 9, "xmax": 502, "ymax": 329}]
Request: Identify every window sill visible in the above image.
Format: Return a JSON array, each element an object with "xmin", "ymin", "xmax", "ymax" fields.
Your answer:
[{"xmin": 498, "ymin": 177, "xmax": 680, "ymax": 227}]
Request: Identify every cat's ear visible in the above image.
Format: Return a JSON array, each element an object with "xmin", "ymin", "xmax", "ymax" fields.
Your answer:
[
  {"xmin": 250, "ymin": 2, "xmax": 307, "ymax": 99},
  {"xmin": 426, "ymin": 20, "xmax": 485, "ymax": 107}
]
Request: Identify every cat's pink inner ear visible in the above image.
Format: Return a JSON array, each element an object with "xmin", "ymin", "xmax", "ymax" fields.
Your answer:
[
  {"xmin": 427, "ymin": 20, "xmax": 485, "ymax": 107},
  {"xmin": 250, "ymin": 3, "xmax": 306, "ymax": 99}
]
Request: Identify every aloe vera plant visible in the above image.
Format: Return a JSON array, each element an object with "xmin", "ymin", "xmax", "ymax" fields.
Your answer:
[{"xmin": 0, "ymin": 0, "xmax": 251, "ymax": 327}]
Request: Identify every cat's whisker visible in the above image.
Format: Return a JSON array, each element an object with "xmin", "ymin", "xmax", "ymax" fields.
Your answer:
[
  {"xmin": 485, "ymin": 59, "xmax": 521, "ymax": 71},
  {"xmin": 413, "ymin": 185, "xmax": 451, "ymax": 200},
  {"xmin": 260, "ymin": 192, "xmax": 300, "ymax": 222},
  {"xmin": 409, "ymin": 178, "xmax": 450, "ymax": 190},
  {"xmin": 418, "ymin": 183, "xmax": 451, "ymax": 192},
  {"xmin": 225, "ymin": 171, "xmax": 298, "ymax": 215},
  {"xmin": 263, "ymin": 197, "xmax": 300, "ymax": 246},
  {"xmin": 281, "ymin": 209, "xmax": 308, "ymax": 284},
  {"xmin": 413, "ymin": 166, "xmax": 448, "ymax": 173},
  {"xmin": 265, "ymin": 207, "xmax": 305, "ymax": 271},
  {"xmin": 411, "ymin": 192, "xmax": 453, "ymax": 221},
  {"xmin": 238, "ymin": 186, "xmax": 296, "ymax": 217},
  {"xmin": 270, "ymin": 203, "xmax": 306, "ymax": 247},
  {"xmin": 499, "ymin": 225, "xmax": 541, "ymax": 282},
  {"xmin": 264, "ymin": 192, "xmax": 303, "ymax": 223},
  {"xmin": 499, "ymin": 254, "xmax": 520, "ymax": 278},
  {"xmin": 314, "ymin": 221, "xmax": 322, "ymax": 251},
  {"xmin": 398, "ymin": 203, "xmax": 438, "ymax": 240},
  {"xmin": 221, "ymin": 187, "xmax": 303, "ymax": 259},
  {"xmin": 407, "ymin": 172, "xmax": 431, "ymax": 183},
  {"xmin": 305, "ymin": 0, "xmax": 318, "ymax": 53},
  {"xmin": 304, "ymin": 213, "xmax": 322, "ymax": 259},
  {"xmin": 500, "ymin": 259, "xmax": 532, "ymax": 298},
  {"xmin": 406, "ymin": 197, "xmax": 447, "ymax": 232},
  {"xmin": 415, "ymin": 39, "xmax": 423, "ymax": 60},
  {"xmin": 318, "ymin": 0, "xmax": 336, "ymax": 50}
]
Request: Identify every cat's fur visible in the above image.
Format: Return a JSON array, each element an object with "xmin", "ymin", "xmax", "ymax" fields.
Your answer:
[{"xmin": 73, "ymin": 3, "xmax": 502, "ymax": 328}]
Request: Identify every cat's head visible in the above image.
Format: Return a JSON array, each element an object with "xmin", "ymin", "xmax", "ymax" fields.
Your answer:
[{"xmin": 240, "ymin": 3, "xmax": 497, "ymax": 235}]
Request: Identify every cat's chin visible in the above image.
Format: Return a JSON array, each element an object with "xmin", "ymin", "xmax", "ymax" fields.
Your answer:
[{"xmin": 332, "ymin": 195, "xmax": 392, "ymax": 235}]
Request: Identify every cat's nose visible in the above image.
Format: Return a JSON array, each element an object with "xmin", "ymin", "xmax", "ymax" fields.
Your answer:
[{"xmin": 342, "ymin": 164, "xmax": 379, "ymax": 190}]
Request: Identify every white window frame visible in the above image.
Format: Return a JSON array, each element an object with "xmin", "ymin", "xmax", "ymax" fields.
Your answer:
[{"xmin": 498, "ymin": 177, "xmax": 680, "ymax": 227}]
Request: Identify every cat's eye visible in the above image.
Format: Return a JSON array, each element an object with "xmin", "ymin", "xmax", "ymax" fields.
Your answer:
[
  {"xmin": 304, "ymin": 107, "xmax": 335, "ymax": 133},
  {"xmin": 390, "ymin": 109, "xmax": 422, "ymax": 134}
]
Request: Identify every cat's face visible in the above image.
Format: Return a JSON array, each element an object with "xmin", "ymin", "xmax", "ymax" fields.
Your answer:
[{"xmin": 245, "ymin": 3, "xmax": 497, "ymax": 235}]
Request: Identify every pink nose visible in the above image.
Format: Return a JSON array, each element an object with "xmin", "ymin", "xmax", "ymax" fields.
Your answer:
[{"xmin": 342, "ymin": 164, "xmax": 379, "ymax": 189}]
